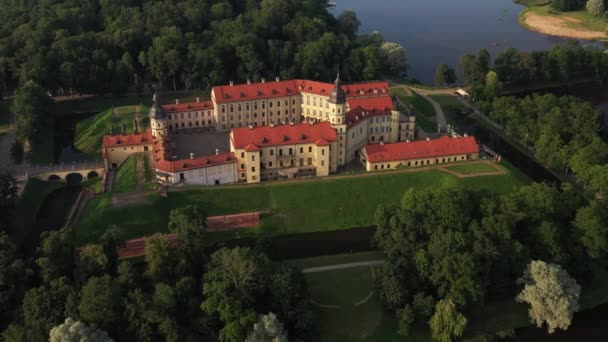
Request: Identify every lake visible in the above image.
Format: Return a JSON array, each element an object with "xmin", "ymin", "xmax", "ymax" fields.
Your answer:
[{"xmin": 331, "ymin": 0, "xmax": 602, "ymax": 84}]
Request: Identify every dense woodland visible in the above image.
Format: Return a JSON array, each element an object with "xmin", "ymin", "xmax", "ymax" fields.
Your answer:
[
  {"xmin": 0, "ymin": 201, "xmax": 313, "ymax": 341},
  {"xmin": 374, "ymin": 184, "xmax": 608, "ymax": 340},
  {"xmin": 0, "ymin": 0, "xmax": 407, "ymax": 96}
]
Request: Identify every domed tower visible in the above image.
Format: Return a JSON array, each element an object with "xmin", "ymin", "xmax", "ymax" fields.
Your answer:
[
  {"xmin": 328, "ymin": 72, "xmax": 347, "ymax": 125},
  {"xmin": 149, "ymin": 88, "xmax": 168, "ymax": 138}
]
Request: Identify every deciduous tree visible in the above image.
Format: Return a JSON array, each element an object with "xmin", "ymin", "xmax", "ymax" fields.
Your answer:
[
  {"xmin": 245, "ymin": 312, "xmax": 288, "ymax": 342},
  {"xmin": 429, "ymin": 299, "xmax": 467, "ymax": 342},
  {"xmin": 49, "ymin": 318, "xmax": 113, "ymax": 342},
  {"xmin": 516, "ymin": 260, "xmax": 581, "ymax": 333}
]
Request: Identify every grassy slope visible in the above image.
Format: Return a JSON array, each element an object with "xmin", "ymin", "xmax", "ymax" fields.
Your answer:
[
  {"xmin": 12, "ymin": 179, "xmax": 65, "ymax": 247},
  {"xmin": 391, "ymin": 88, "xmax": 436, "ymax": 132},
  {"xmin": 113, "ymin": 155, "xmax": 137, "ymax": 193},
  {"xmin": 520, "ymin": 5, "xmax": 608, "ymax": 36},
  {"xmin": 74, "ymin": 105, "xmax": 150, "ymax": 156},
  {"xmin": 75, "ymin": 164, "xmax": 530, "ymax": 244}
]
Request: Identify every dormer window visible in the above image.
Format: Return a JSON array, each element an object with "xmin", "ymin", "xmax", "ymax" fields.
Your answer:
[{"xmin": 283, "ymin": 135, "xmax": 289, "ymax": 142}]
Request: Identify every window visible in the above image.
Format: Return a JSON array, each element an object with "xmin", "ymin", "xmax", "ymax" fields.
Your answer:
[
  {"xmin": 269, "ymin": 162, "xmax": 273, "ymax": 167},
  {"xmin": 289, "ymin": 148, "xmax": 293, "ymax": 155},
  {"xmin": 299, "ymin": 147, "xmax": 303, "ymax": 153},
  {"xmin": 308, "ymin": 146, "xmax": 312, "ymax": 153},
  {"xmin": 252, "ymin": 176, "xmax": 256, "ymax": 180},
  {"xmin": 251, "ymin": 155, "xmax": 255, "ymax": 161},
  {"xmin": 240, "ymin": 164, "xmax": 245, "ymax": 169},
  {"xmin": 241, "ymin": 152, "xmax": 245, "ymax": 158},
  {"xmin": 374, "ymin": 165, "xmax": 378, "ymax": 170},
  {"xmin": 270, "ymin": 150, "xmax": 274, "ymax": 156},
  {"xmin": 252, "ymin": 167, "xmax": 256, "ymax": 172},
  {"xmin": 321, "ymin": 160, "xmax": 325, "ymax": 166},
  {"xmin": 321, "ymin": 149, "xmax": 325, "ymax": 155},
  {"xmin": 279, "ymin": 149, "xmax": 283, "ymax": 156},
  {"xmin": 241, "ymin": 173, "xmax": 245, "ymax": 178}
]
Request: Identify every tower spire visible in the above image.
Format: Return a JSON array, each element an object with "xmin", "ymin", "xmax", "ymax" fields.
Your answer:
[{"xmin": 329, "ymin": 68, "xmax": 346, "ymax": 104}]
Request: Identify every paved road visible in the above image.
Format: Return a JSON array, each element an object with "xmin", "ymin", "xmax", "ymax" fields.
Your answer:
[{"xmin": 302, "ymin": 260, "xmax": 384, "ymax": 273}]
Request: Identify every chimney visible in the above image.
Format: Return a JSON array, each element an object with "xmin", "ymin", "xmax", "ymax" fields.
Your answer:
[
  {"xmin": 406, "ymin": 139, "xmax": 410, "ymax": 143},
  {"xmin": 196, "ymin": 97, "xmax": 200, "ymax": 103},
  {"xmin": 261, "ymin": 78, "xmax": 266, "ymax": 84},
  {"xmin": 215, "ymin": 149, "xmax": 220, "ymax": 155},
  {"xmin": 175, "ymin": 99, "xmax": 180, "ymax": 104},
  {"xmin": 308, "ymin": 120, "xmax": 314, "ymax": 126},
  {"xmin": 275, "ymin": 77, "xmax": 280, "ymax": 82},
  {"xmin": 229, "ymin": 81, "xmax": 234, "ymax": 86},
  {"xmin": 247, "ymin": 79, "xmax": 251, "ymax": 85},
  {"xmin": 380, "ymin": 141, "xmax": 384, "ymax": 145},
  {"xmin": 464, "ymin": 133, "xmax": 468, "ymax": 137},
  {"xmin": 289, "ymin": 119, "xmax": 294, "ymax": 126},
  {"xmin": 426, "ymin": 137, "xmax": 430, "ymax": 141},
  {"xmin": 190, "ymin": 153, "xmax": 194, "ymax": 160},
  {"xmin": 248, "ymin": 123, "xmax": 254, "ymax": 129},
  {"xmin": 270, "ymin": 121, "xmax": 275, "ymax": 128}
]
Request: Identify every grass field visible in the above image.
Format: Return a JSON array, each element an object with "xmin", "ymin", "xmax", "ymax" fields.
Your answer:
[
  {"xmin": 391, "ymin": 88, "xmax": 435, "ymax": 118},
  {"xmin": 293, "ymin": 252, "xmax": 430, "ymax": 341},
  {"xmin": 428, "ymin": 95, "xmax": 470, "ymax": 124},
  {"xmin": 445, "ymin": 162, "xmax": 499, "ymax": 174},
  {"xmin": 74, "ymin": 106, "xmax": 150, "ymax": 156},
  {"xmin": 82, "ymin": 177, "xmax": 103, "ymax": 194},
  {"xmin": 113, "ymin": 155, "xmax": 137, "ymax": 193},
  {"xmin": 74, "ymin": 163, "xmax": 529, "ymax": 244}
]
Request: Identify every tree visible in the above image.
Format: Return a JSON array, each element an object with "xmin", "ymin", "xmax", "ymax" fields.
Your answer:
[
  {"xmin": 484, "ymin": 71, "xmax": 501, "ymax": 99},
  {"xmin": 245, "ymin": 312, "xmax": 288, "ymax": 342},
  {"xmin": 552, "ymin": 0, "xmax": 586, "ymax": 11},
  {"xmin": 168, "ymin": 205, "xmax": 206, "ymax": 257},
  {"xmin": 574, "ymin": 202, "xmax": 608, "ymax": 258},
  {"xmin": 379, "ymin": 42, "xmax": 409, "ymax": 76},
  {"xmin": 77, "ymin": 244, "xmax": 109, "ymax": 281},
  {"xmin": 0, "ymin": 172, "xmax": 18, "ymax": 231},
  {"xmin": 78, "ymin": 275, "xmax": 122, "ymax": 330},
  {"xmin": 429, "ymin": 299, "xmax": 467, "ymax": 342},
  {"xmin": 36, "ymin": 228, "xmax": 75, "ymax": 283},
  {"xmin": 337, "ymin": 10, "xmax": 361, "ymax": 36},
  {"xmin": 516, "ymin": 260, "xmax": 581, "ymax": 333},
  {"xmin": 434, "ymin": 64, "xmax": 457, "ymax": 86},
  {"xmin": 12, "ymin": 80, "xmax": 51, "ymax": 143},
  {"xmin": 144, "ymin": 233, "xmax": 177, "ymax": 282},
  {"xmin": 396, "ymin": 305, "xmax": 415, "ymax": 337},
  {"xmin": 0, "ymin": 232, "xmax": 26, "ymax": 323},
  {"xmin": 23, "ymin": 277, "xmax": 79, "ymax": 339},
  {"xmin": 49, "ymin": 318, "xmax": 113, "ymax": 342}
]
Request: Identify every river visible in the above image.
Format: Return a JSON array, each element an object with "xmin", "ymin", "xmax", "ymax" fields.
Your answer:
[{"xmin": 330, "ymin": 0, "xmax": 603, "ymax": 84}]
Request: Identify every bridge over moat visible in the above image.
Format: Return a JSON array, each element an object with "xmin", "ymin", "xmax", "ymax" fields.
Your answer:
[{"xmin": 16, "ymin": 161, "xmax": 106, "ymax": 183}]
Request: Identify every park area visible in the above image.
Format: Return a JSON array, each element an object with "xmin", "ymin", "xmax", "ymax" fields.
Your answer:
[{"xmin": 73, "ymin": 161, "xmax": 529, "ymax": 245}]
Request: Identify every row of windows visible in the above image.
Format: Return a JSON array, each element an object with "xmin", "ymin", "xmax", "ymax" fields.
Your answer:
[
  {"xmin": 221, "ymin": 109, "xmax": 296, "ymax": 121},
  {"xmin": 373, "ymin": 156, "xmax": 467, "ymax": 170},
  {"xmin": 169, "ymin": 120, "xmax": 213, "ymax": 129},
  {"xmin": 222, "ymin": 99, "xmax": 298, "ymax": 113},
  {"xmin": 239, "ymin": 146, "xmax": 320, "ymax": 159},
  {"xmin": 167, "ymin": 111, "xmax": 211, "ymax": 120}
]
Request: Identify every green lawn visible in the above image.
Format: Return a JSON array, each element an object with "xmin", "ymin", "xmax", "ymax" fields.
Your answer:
[
  {"xmin": 428, "ymin": 95, "xmax": 470, "ymax": 123},
  {"xmin": 75, "ymin": 165, "xmax": 530, "ymax": 245},
  {"xmin": 113, "ymin": 155, "xmax": 137, "ymax": 193},
  {"xmin": 291, "ymin": 252, "xmax": 430, "ymax": 341},
  {"xmin": 73, "ymin": 105, "xmax": 150, "ymax": 157},
  {"xmin": 445, "ymin": 162, "xmax": 500, "ymax": 174},
  {"xmin": 391, "ymin": 88, "xmax": 435, "ymax": 118},
  {"xmin": 514, "ymin": 0, "xmax": 550, "ymax": 6},
  {"xmin": 82, "ymin": 177, "xmax": 103, "ymax": 194}
]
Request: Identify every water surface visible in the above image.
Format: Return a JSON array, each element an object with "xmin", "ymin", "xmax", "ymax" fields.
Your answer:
[{"xmin": 332, "ymin": 0, "xmax": 601, "ymax": 83}]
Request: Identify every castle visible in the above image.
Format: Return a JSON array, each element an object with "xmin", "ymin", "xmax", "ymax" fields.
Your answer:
[{"xmin": 103, "ymin": 76, "xmax": 478, "ymax": 185}]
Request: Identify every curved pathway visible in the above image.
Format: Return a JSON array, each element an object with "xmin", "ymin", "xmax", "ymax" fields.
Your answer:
[{"xmin": 302, "ymin": 260, "xmax": 384, "ymax": 273}]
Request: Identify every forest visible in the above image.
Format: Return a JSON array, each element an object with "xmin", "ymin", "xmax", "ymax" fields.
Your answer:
[
  {"xmin": 0, "ymin": 0, "xmax": 407, "ymax": 96},
  {"xmin": 374, "ymin": 184, "xmax": 608, "ymax": 340}
]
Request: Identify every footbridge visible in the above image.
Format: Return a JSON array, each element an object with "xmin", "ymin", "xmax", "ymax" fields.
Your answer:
[{"xmin": 25, "ymin": 161, "xmax": 106, "ymax": 183}]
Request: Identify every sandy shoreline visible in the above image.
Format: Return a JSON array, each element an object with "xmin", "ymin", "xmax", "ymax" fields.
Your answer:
[{"xmin": 522, "ymin": 11, "xmax": 608, "ymax": 40}]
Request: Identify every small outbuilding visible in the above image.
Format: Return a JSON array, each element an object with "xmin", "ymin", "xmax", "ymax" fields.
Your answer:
[{"xmin": 456, "ymin": 89, "xmax": 469, "ymax": 100}]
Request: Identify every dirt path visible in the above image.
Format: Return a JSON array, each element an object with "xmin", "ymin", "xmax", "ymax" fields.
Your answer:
[
  {"xmin": 523, "ymin": 11, "xmax": 608, "ymax": 40},
  {"xmin": 437, "ymin": 160, "xmax": 505, "ymax": 178}
]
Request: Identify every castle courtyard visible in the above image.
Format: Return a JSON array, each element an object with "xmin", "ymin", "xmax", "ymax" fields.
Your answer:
[{"xmin": 170, "ymin": 127, "xmax": 230, "ymax": 159}]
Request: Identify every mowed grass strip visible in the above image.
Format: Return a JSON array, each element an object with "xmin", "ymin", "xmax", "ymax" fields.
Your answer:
[
  {"xmin": 75, "ymin": 166, "xmax": 529, "ymax": 244},
  {"xmin": 445, "ymin": 162, "xmax": 501, "ymax": 174},
  {"xmin": 113, "ymin": 155, "xmax": 137, "ymax": 193},
  {"xmin": 391, "ymin": 87, "xmax": 435, "ymax": 118}
]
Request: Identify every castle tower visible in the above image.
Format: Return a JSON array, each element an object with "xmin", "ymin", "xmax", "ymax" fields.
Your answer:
[
  {"xmin": 149, "ymin": 88, "xmax": 168, "ymax": 138},
  {"xmin": 327, "ymin": 72, "xmax": 347, "ymax": 125}
]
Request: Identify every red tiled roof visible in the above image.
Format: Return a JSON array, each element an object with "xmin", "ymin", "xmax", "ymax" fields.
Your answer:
[
  {"xmin": 161, "ymin": 100, "xmax": 213, "ymax": 113},
  {"xmin": 231, "ymin": 121, "xmax": 338, "ymax": 149},
  {"xmin": 345, "ymin": 106, "xmax": 391, "ymax": 127},
  {"xmin": 155, "ymin": 152, "xmax": 237, "ymax": 173},
  {"xmin": 363, "ymin": 136, "xmax": 479, "ymax": 163},
  {"xmin": 102, "ymin": 131, "xmax": 154, "ymax": 148},
  {"xmin": 212, "ymin": 79, "xmax": 392, "ymax": 103},
  {"xmin": 347, "ymin": 95, "xmax": 394, "ymax": 112},
  {"xmin": 212, "ymin": 80, "xmax": 299, "ymax": 103},
  {"xmin": 244, "ymin": 143, "xmax": 261, "ymax": 152}
]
